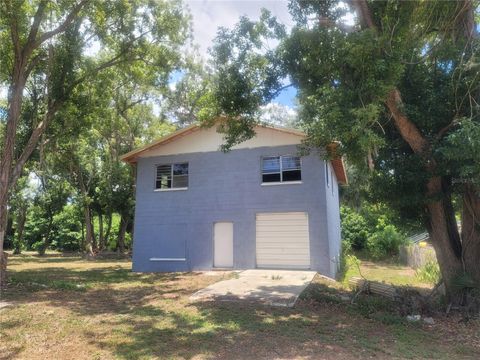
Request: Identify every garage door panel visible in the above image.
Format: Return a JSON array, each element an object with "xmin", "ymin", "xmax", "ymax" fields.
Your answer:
[
  {"xmin": 256, "ymin": 248, "xmax": 310, "ymax": 255},
  {"xmin": 256, "ymin": 244, "xmax": 310, "ymax": 250},
  {"xmin": 256, "ymin": 243, "xmax": 310, "ymax": 249},
  {"xmin": 257, "ymin": 254, "xmax": 310, "ymax": 260},
  {"xmin": 256, "ymin": 235, "xmax": 309, "ymax": 241},
  {"xmin": 257, "ymin": 227, "xmax": 309, "ymax": 233},
  {"xmin": 256, "ymin": 212, "xmax": 310, "ymax": 269},
  {"xmin": 257, "ymin": 212, "xmax": 306, "ymax": 219}
]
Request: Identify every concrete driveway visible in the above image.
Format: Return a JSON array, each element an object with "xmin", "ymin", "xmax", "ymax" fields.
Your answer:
[{"xmin": 190, "ymin": 269, "xmax": 317, "ymax": 307}]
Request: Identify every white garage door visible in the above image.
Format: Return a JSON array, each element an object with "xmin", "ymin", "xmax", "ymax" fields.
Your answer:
[{"xmin": 256, "ymin": 212, "xmax": 310, "ymax": 269}]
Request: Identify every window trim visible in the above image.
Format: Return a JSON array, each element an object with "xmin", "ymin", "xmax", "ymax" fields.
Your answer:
[
  {"xmin": 261, "ymin": 155, "xmax": 302, "ymax": 185},
  {"xmin": 154, "ymin": 162, "xmax": 189, "ymax": 191},
  {"xmin": 154, "ymin": 187, "xmax": 188, "ymax": 192},
  {"xmin": 261, "ymin": 181, "xmax": 302, "ymax": 186}
]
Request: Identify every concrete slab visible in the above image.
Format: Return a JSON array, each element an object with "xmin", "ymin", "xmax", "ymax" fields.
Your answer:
[
  {"xmin": 0, "ymin": 301, "xmax": 13, "ymax": 310},
  {"xmin": 190, "ymin": 269, "xmax": 316, "ymax": 307}
]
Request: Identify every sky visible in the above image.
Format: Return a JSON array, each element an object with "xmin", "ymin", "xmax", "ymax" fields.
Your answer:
[{"xmin": 185, "ymin": 0, "xmax": 297, "ymax": 108}]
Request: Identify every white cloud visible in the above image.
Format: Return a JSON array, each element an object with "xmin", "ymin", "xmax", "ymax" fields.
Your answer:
[{"xmin": 185, "ymin": 0, "xmax": 294, "ymax": 59}]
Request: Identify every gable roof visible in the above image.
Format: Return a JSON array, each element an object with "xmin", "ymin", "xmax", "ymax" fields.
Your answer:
[{"xmin": 121, "ymin": 123, "xmax": 347, "ymax": 185}]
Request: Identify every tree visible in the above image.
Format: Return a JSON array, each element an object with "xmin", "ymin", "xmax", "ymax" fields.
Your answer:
[
  {"xmin": 206, "ymin": 0, "xmax": 479, "ymax": 300},
  {"xmin": 44, "ymin": 62, "xmax": 176, "ymax": 255},
  {"xmin": 9, "ymin": 175, "xmax": 33, "ymax": 254},
  {"xmin": 160, "ymin": 59, "xmax": 215, "ymax": 127},
  {"xmin": 0, "ymin": 0, "xmax": 190, "ymax": 284}
]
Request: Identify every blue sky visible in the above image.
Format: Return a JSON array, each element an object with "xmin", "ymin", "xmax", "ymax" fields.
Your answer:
[{"xmin": 273, "ymin": 86, "xmax": 297, "ymax": 108}]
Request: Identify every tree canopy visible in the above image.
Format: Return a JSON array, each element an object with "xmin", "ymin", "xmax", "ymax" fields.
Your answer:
[{"xmin": 205, "ymin": 0, "xmax": 479, "ymax": 299}]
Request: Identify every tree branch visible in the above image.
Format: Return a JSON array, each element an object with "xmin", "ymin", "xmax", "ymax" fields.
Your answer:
[
  {"xmin": 269, "ymin": 83, "xmax": 293, "ymax": 100},
  {"xmin": 385, "ymin": 89, "xmax": 429, "ymax": 154},
  {"xmin": 25, "ymin": 52, "xmax": 45, "ymax": 79},
  {"xmin": 351, "ymin": 0, "xmax": 431, "ymax": 156},
  {"xmin": 69, "ymin": 54, "xmax": 126, "ymax": 92},
  {"xmin": 25, "ymin": 0, "xmax": 48, "ymax": 49},
  {"xmin": 9, "ymin": 101, "xmax": 61, "ymax": 186},
  {"xmin": 436, "ymin": 119, "xmax": 460, "ymax": 141},
  {"xmin": 350, "ymin": 0, "xmax": 376, "ymax": 30},
  {"xmin": 33, "ymin": 0, "xmax": 90, "ymax": 49},
  {"xmin": 5, "ymin": 1, "xmax": 22, "ymax": 60}
]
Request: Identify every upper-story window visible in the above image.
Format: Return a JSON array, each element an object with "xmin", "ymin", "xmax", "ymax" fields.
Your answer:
[
  {"xmin": 155, "ymin": 163, "xmax": 188, "ymax": 190},
  {"xmin": 262, "ymin": 156, "xmax": 301, "ymax": 183}
]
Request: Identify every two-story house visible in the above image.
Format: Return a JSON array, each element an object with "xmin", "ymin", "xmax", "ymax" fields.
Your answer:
[{"xmin": 121, "ymin": 123, "xmax": 347, "ymax": 278}]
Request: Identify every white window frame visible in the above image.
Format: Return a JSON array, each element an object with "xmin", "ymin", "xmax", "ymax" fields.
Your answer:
[
  {"xmin": 261, "ymin": 155, "xmax": 302, "ymax": 185},
  {"xmin": 154, "ymin": 162, "xmax": 189, "ymax": 191}
]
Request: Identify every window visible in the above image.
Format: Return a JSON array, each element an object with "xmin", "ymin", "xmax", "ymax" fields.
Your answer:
[
  {"xmin": 155, "ymin": 163, "xmax": 188, "ymax": 190},
  {"xmin": 262, "ymin": 156, "xmax": 301, "ymax": 183}
]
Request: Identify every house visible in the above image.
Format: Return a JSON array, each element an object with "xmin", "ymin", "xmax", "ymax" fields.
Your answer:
[{"xmin": 121, "ymin": 123, "xmax": 347, "ymax": 278}]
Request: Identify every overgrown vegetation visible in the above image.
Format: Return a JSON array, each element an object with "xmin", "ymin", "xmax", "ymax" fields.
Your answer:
[
  {"xmin": 416, "ymin": 261, "xmax": 441, "ymax": 285},
  {"xmin": 340, "ymin": 205, "xmax": 407, "ymax": 261}
]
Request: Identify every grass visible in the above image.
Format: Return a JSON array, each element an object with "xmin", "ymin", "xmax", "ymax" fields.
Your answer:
[
  {"xmin": 344, "ymin": 258, "xmax": 433, "ymax": 289},
  {"xmin": 1, "ymin": 253, "xmax": 479, "ymax": 359}
]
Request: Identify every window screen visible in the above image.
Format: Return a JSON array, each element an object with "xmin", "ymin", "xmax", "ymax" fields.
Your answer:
[{"xmin": 155, "ymin": 163, "xmax": 188, "ymax": 189}]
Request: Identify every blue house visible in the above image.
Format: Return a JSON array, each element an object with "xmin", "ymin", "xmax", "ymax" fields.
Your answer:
[{"xmin": 121, "ymin": 123, "xmax": 347, "ymax": 278}]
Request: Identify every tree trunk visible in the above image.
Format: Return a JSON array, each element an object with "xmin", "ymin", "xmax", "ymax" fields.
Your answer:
[
  {"xmin": 352, "ymin": 0, "xmax": 479, "ymax": 301},
  {"xmin": 13, "ymin": 206, "xmax": 26, "ymax": 255},
  {"xmin": 77, "ymin": 168, "xmax": 95, "ymax": 255},
  {"xmin": 98, "ymin": 211, "xmax": 105, "ymax": 251},
  {"xmin": 117, "ymin": 215, "xmax": 128, "ymax": 253},
  {"xmin": 425, "ymin": 178, "xmax": 464, "ymax": 299},
  {"xmin": 387, "ymin": 89, "xmax": 465, "ymax": 298},
  {"xmin": 92, "ymin": 216, "xmax": 97, "ymax": 252},
  {"xmin": 461, "ymin": 184, "xmax": 480, "ymax": 286},
  {"xmin": 0, "ymin": 251, "xmax": 7, "ymax": 288},
  {"xmin": 0, "ymin": 207, "xmax": 9, "ymax": 287},
  {"xmin": 0, "ymin": 19, "xmax": 31, "ymax": 286},
  {"xmin": 104, "ymin": 212, "xmax": 113, "ymax": 249},
  {"xmin": 80, "ymin": 218, "xmax": 85, "ymax": 250},
  {"xmin": 38, "ymin": 216, "xmax": 54, "ymax": 256},
  {"xmin": 84, "ymin": 206, "xmax": 95, "ymax": 255}
]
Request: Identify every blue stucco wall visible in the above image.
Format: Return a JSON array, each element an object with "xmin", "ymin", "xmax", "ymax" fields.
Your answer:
[{"xmin": 131, "ymin": 145, "xmax": 341, "ymax": 277}]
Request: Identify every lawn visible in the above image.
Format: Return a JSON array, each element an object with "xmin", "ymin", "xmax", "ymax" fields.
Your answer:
[{"xmin": 1, "ymin": 253, "xmax": 479, "ymax": 360}]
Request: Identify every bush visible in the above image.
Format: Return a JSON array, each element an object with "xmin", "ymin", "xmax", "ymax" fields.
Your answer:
[
  {"xmin": 416, "ymin": 260, "xmax": 441, "ymax": 285},
  {"xmin": 366, "ymin": 222, "xmax": 406, "ymax": 260},
  {"xmin": 340, "ymin": 206, "xmax": 370, "ymax": 250},
  {"xmin": 50, "ymin": 205, "xmax": 83, "ymax": 251},
  {"xmin": 341, "ymin": 205, "xmax": 410, "ymax": 260},
  {"xmin": 31, "ymin": 240, "xmax": 44, "ymax": 252}
]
